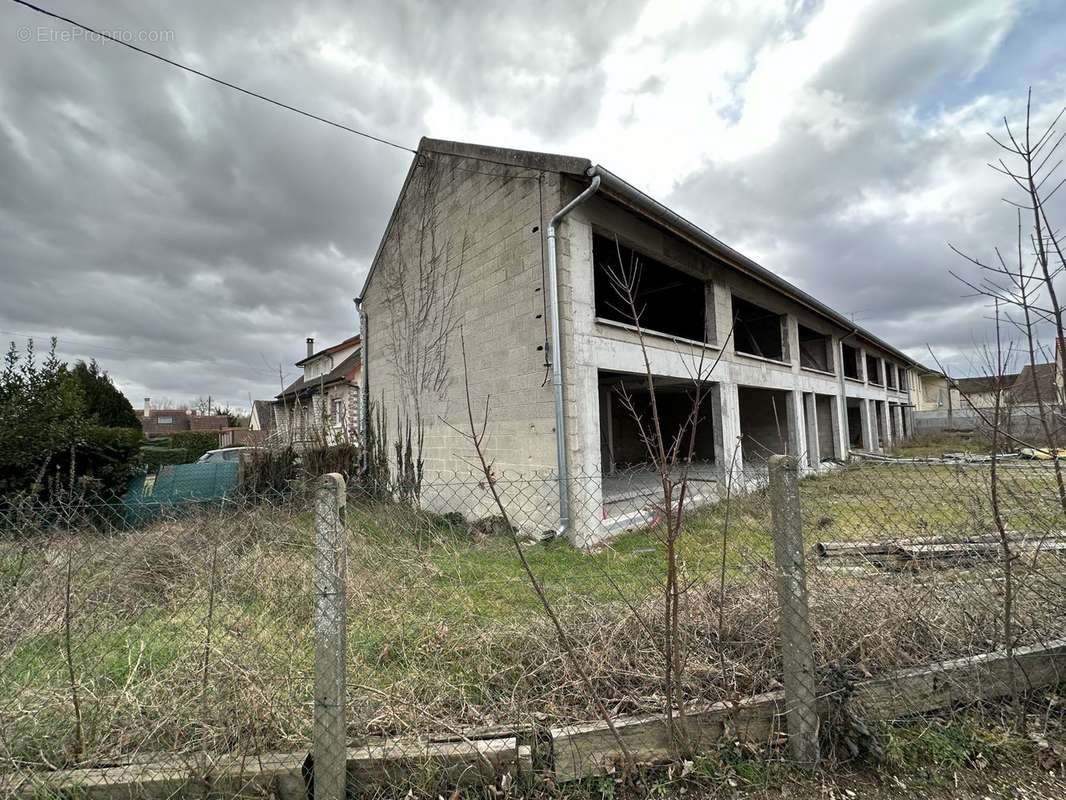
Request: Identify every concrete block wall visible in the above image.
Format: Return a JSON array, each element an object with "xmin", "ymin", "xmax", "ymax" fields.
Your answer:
[{"xmin": 360, "ymin": 150, "xmax": 566, "ymax": 531}]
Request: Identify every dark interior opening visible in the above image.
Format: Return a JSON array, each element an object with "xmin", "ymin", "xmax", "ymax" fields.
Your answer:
[
  {"xmin": 599, "ymin": 372, "xmax": 716, "ymax": 474},
  {"xmin": 866, "ymin": 354, "xmax": 882, "ymax": 385},
  {"xmin": 842, "ymin": 344, "xmax": 860, "ymax": 379},
  {"xmin": 885, "ymin": 363, "xmax": 897, "ymax": 389},
  {"xmin": 738, "ymin": 385, "xmax": 791, "ymax": 464},
  {"xmin": 593, "ymin": 233, "xmax": 705, "ymax": 341},
  {"xmin": 846, "ymin": 398, "xmax": 864, "ymax": 448},
  {"xmin": 798, "ymin": 324, "xmax": 831, "ymax": 372},
  {"xmin": 732, "ymin": 296, "xmax": 785, "ymax": 361},
  {"xmin": 815, "ymin": 394, "xmax": 836, "ymax": 460}
]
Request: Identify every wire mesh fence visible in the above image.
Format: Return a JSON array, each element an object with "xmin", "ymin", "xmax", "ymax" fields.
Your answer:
[{"xmin": 0, "ymin": 457, "xmax": 1063, "ymax": 795}]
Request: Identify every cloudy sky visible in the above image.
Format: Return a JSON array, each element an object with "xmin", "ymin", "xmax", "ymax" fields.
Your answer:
[{"xmin": 2, "ymin": 0, "xmax": 1064, "ymax": 410}]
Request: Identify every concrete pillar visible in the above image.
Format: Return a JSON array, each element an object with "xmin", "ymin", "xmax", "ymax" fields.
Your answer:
[
  {"xmin": 803, "ymin": 392, "xmax": 820, "ymax": 469},
  {"xmin": 785, "ymin": 314, "xmax": 800, "ymax": 368},
  {"xmin": 861, "ymin": 399, "xmax": 876, "ymax": 451},
  {"xmin": 881, "ymin": 400, "xmax": 893, "ymax": 449},
  {"xmin": 893, "ymin": 404, "xmax": 905, "ymax": 441},
  {"xmin": 568, "ymin": 362, "xmax": 607, "ymax": 548},
  {"xmin": 832, "ymin": 336, "xmax": 851, "ymax": 458},
  {"xmin": 712, "ymin": 381, "xmax": 743, "ymax": 488},
  {"xmin": 828, "ymin": 394, "xmax": 845, "ymax": 460}
]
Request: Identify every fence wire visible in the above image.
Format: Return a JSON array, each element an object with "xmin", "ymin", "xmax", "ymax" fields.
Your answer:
[{"xmin": 0, "ymin": 458, "xmax": 1063, "ymax": 795}]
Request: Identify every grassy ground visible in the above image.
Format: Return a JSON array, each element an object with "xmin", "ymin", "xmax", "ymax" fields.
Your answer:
[
  {"xmin": 1, "ymin": 463, "xmax": 1064, "ymax": 778},
  {"xmin": 889, "ymin": 431, "xmax": 992, "ymax": 459}
]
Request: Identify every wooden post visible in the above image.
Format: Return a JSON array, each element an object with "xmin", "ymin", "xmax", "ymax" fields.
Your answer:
[
  {"xmin": 767, "ymin": 455, "xmax": 820, "ymax": 765},
  {"xmin": 314, "ymin": 473, "xmax": 347, "ymax": 800}
]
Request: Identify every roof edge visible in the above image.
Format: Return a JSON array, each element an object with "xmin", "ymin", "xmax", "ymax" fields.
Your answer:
[
  {"xmin": 589, "ymin": 164, "xmax": 932, "ymax": 371},
  {"xmin": 419, "ymin": 137, "xmax": 591, "ymax": 176}
]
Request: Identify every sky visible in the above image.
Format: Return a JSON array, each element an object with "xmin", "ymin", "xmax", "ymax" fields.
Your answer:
[{"xmin": 2, "ymin": 0, "xmax": 1065, "ymax": 410}]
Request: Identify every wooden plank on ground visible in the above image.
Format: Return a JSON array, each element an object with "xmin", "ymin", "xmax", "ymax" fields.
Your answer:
[
  {"xmin": 345, "ymin": 736, "xmax": 521, "ymax": 788},
  {"xmin": 848, "ymin": 638, "xmax": 1066, "ymax": 718},
  {"xmin": 0, "ymin": 736, "xmax": 525, "ymax": 799},
  {"xmin": 551, "ymin": 638, "xmax": 1066, "ymax": 781},
  {"xmin": 551, "ymin": 692, "xmax": 785, "ymax": 783}
]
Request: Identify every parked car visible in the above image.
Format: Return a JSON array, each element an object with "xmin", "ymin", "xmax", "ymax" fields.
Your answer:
[{"xmin": 197, "ymin": 447, "xmax": 251, "ymax": 464}]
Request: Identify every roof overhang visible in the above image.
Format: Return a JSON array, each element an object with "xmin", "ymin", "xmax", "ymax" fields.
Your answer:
[{"xmin": 587, "ymin": 165, "xmax": 930, "ymax": 371}]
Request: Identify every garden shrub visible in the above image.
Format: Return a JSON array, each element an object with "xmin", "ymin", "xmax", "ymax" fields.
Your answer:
[{"xmin": 168, "ymin": 431, "xmax": 218, "ymax": 462}]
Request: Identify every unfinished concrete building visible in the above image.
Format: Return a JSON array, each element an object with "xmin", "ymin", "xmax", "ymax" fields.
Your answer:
[{"xmin": 358, "ymin": 139, "xmax": 920, "ymax": 546}]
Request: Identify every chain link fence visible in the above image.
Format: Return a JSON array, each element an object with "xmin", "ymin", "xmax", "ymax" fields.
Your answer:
[{"xmin": 1, "ymin": 457, "xmax": 1063, "ymax": 795}]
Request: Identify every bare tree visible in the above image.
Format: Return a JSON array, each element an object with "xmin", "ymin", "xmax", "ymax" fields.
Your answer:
[
  {"xmin": 948, "ymin": 90, "xmax": 1066, "ymax": 514},
  {"xmin": 600, "ymin": 239, "xmax": 732, "ymax": 756}
]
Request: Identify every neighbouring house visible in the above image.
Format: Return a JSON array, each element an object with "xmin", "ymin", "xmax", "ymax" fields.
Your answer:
[
  {"xmin": 274, "ymin": 335, "xmax": 361, "ymax": 448},
  {"xmin": 357, "ymin": 138, "xmax": 926, "ymax": 546},
  {"xmin": 136, "ymin": 399, "xmax": 228, "ymax": 438},
  {"xmin": 913, "ymin": 370, "xmax": 951, "ymax": 412},
  {"xmin": 953, "ymin": 374, "xmax": 1017, "ymax": 409},
  {"xmin": 249, "ymin": 400, "xmax": 276, "ymax": 438},
  {"xmin": 1009, "ymin": 362, "xmax": 1059, "ymax": 406}
]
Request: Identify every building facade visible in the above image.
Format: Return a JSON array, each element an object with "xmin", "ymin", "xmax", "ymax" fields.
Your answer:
[
  {"xmin": 360, "ymin": 139, "xmax": 922, "ymax": 545},
  {"xmin": 274, "ymin": 335, "xmax": 362, "ymax": 449}
]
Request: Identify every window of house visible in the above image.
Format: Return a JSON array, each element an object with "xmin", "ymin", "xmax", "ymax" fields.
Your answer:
[
  {"xmin": 842, "ymin": 344, "xmax": 860, "ymax": 379},
  {"xmin": 331, "ymin": 399, "xmax": 344, "ymax": 425},
  {"xmin": 732, "ymin": 295, "xmax": 786, "ymax": 361},
  {"xmin": 866, "ymin": 354, "xmax": 882, "ymax": 385},
  {"xmin": 592, "ymin": 233, "xmax": 706, "ymax": 342},
  {"xmin": 899, "ymin": 369, "xmax": 908, "ymax": 392},
  {"xmin": 158, "ymin": 416, "xmax": 174, "ymax": 425},
  {"xmin": 885, "ymin": 363, "xmax": 897, "ymax": 389},
  {"xmin": 798, "ymin": 324, "xmax": 832, "ymax": 372}
]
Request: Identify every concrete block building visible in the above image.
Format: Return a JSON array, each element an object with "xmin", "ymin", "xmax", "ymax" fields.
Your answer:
[{"xmin": 358, "ymin": 139, "xmax": 922, "ymax": 545}]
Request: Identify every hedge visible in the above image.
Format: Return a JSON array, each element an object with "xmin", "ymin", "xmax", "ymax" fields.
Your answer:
[
  {"xmin": 138, "ymin": 446, "xmax": 189, "ymax": 469},
  {"xmin": 168, "ymin": 431, "xmax": 219, "ymax": 461}
]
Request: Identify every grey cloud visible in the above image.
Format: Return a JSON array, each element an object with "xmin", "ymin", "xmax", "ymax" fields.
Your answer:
[
  {"xmin": 2, "ymin": 0, "xmax": 1064, "ymax": 410},
  {"xmin": 667, "ymin": 2, "xmax": 1065, "ymax": 376}
]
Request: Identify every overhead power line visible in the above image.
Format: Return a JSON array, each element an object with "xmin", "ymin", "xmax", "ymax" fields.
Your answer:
[{"xmin": 10, "ymin": 0, "xmax": 417, "ymax": 154}]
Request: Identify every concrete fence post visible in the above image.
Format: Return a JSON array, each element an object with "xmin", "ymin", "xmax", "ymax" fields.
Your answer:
[
  {"xmin": 314, "ymin": 473, "xmax": 348, "ymax": 799},
  {"xmin": 767, "ymin": 454, "xmax": 820, "ymax": 766}
]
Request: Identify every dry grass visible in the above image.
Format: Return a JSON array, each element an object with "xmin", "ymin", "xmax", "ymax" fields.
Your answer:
[{"xmin": 1, "ymin": 463, "xmax": 1064, "ymax": 775}]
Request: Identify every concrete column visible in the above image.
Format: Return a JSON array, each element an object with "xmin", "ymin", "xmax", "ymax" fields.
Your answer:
[
  {"xmin": 828, "ymin": 394, "xmax": 845, "ymax": 459},
  {"xmin": 893, "ymin": 404, "xmax": 905, "ymax": 441},
  {"xmin": 712, "ymin": 381, "xmax": 743, "ymax": 487},
  {"xmin": 832, "ymin": 336, "xmax": 851, "ymax": 457},
  {"xmin": 568, "ymin": 361, "xmax": 607, "ymax": 548},
  {"xmin": 881, "ymin": 400, "xmax": 893, "ymax": 449},
  {"xmin": 861, "ymin": 399, "xmax": 876, "ymax": 451},
  {"xmin": 803, "ymin": 392, "xmax": 820, "ymax": 469},
  {"xmin": 786, "ymin": 314, "xmax": 801, "ymax": 369}
]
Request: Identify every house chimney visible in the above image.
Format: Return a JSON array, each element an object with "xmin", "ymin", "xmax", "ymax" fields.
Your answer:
[
  {"xmin": 143, "ymin": 397, "xmax": 150, "ymax": 419},
  {"xmin": 306, "ymin": 337, "xmax": 315, "ymax": 358}
]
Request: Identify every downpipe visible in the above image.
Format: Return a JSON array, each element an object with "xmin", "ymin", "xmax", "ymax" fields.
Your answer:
[
  {"xmin": 546, "ymin": 174, "xmax": 601, "ymax": 540},
  {"xmin": 353, "ymin": 296, "xmax": 370, "ymax": 474}
]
